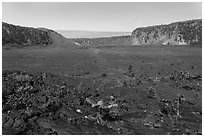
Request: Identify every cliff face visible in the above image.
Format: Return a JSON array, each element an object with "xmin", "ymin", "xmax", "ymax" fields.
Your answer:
[
  {"xmin": 131, "ymin": 19, "xmax": 202, "ymax": 46},
  {"xmin": 3, "ymin": 19, "xmax": 202, "ymax": 47},
  {"xmin": 2, "ymin": 22, "xmax": 76, "ymax": 47},
  {"xmin": 2, "ymin": 22, "xmax": 53, "ymax": 46}
]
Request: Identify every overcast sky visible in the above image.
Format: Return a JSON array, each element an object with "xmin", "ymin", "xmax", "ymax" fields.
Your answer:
[{"xmin": 2, "ymin": 2, "xmax": 202, "ymax": 32}]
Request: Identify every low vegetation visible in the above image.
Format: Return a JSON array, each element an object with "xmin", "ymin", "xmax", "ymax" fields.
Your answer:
[
  {"xmin": 69, "ymin": 35, "xmax": 132, "ymax": 46},
  {"xmin": 2, "ymin": 46, "xmax": 202, "ymax": 135},
  {"xmin": 2, "ymin": 22, "xmax": 52, "ymax": 46},
  {"xmin": 2, "ymin": 19, "xmax": 202, "ymax": 135},
  {"xmin": 131, "ymin": 19, "xmax": 202, "ymax": 45}
]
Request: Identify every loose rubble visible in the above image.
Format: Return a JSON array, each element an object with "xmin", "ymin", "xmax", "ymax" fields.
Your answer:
[{"xmin": 2, "ymin": 69, "xmax": 202, "ymax": 135}]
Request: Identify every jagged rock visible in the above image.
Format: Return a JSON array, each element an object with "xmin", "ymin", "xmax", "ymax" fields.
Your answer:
[
  {"xmin": 2, "ymin": 70, "xmax": 202, "ymax": 135},
  {"xmin": 131, "ymin": 19, "xmax": 202, "ymax": 46}
]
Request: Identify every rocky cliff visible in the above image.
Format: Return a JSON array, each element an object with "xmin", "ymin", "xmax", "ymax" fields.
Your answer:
[
  {"xmin": 3, "ymin": 19, "xmax": 202, "ymax": 47},
  {"xmin": 131, "ymin": 19, "xmax": 202, "ymax": 46},
  {"xmin": 2, "ymin": 22, "xmax": 53, "ymax": 46},
  {"xmin": 2, "ymin": 22, "xmax": 75, "ymax": 47}
]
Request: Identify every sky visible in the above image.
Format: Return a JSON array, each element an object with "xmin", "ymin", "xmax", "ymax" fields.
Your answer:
[{"xmin": 2, "ymin": 2, "xmax": 202, "ymax": 32}]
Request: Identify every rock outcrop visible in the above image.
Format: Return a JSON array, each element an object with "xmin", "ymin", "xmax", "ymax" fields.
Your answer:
[
  {"xmin": 131, "ymin": 19, "xmax": 202, "ymax": 46},
  {"xmin": 2, "ymin": 22, "xmax": 53, "ymax": 46},
  {"xmin": 2, "ymin": 22, "xmax": 76, "ymax": 47},
  {"xmin": 3, "ymin": 19, "xmax": 202, "ymax": 47}
]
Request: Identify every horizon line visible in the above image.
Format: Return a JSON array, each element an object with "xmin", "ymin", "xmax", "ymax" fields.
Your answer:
[{"xmin": 2, "ymin": 18, "xmax": 202, "ymax": 32}]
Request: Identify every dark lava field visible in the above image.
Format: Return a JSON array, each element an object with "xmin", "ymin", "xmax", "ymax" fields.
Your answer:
[{"xmin": 2, "ymin": 46, "xmax": 202, "ymax": 135}]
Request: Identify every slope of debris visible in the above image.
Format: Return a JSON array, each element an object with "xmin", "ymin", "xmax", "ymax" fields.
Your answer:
[{"xmin": 2, "ymin": 68, "xmax": 202, "ymax": 135}]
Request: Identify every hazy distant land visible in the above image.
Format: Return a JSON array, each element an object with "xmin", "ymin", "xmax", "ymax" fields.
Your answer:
[{"xmin": 56, "ymin": 30, "xmax": 131, "ymax": 38}]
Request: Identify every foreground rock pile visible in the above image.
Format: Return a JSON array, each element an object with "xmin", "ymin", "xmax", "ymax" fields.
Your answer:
[{"xmin": 2, "ymin": 70, "xmax": 202, "ymax": 135}]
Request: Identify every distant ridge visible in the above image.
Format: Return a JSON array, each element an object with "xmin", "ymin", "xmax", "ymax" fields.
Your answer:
[
  {"xmin": 56, "ymin": 30, "xmax": 131, "ymax": 38},
  {"xmin": 2, "ymin": 19, "xmax": 202, "ymax": 48},
  {"xmin": 67, "ymin": 19, "xmax": 202, "ymax": 47}
]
